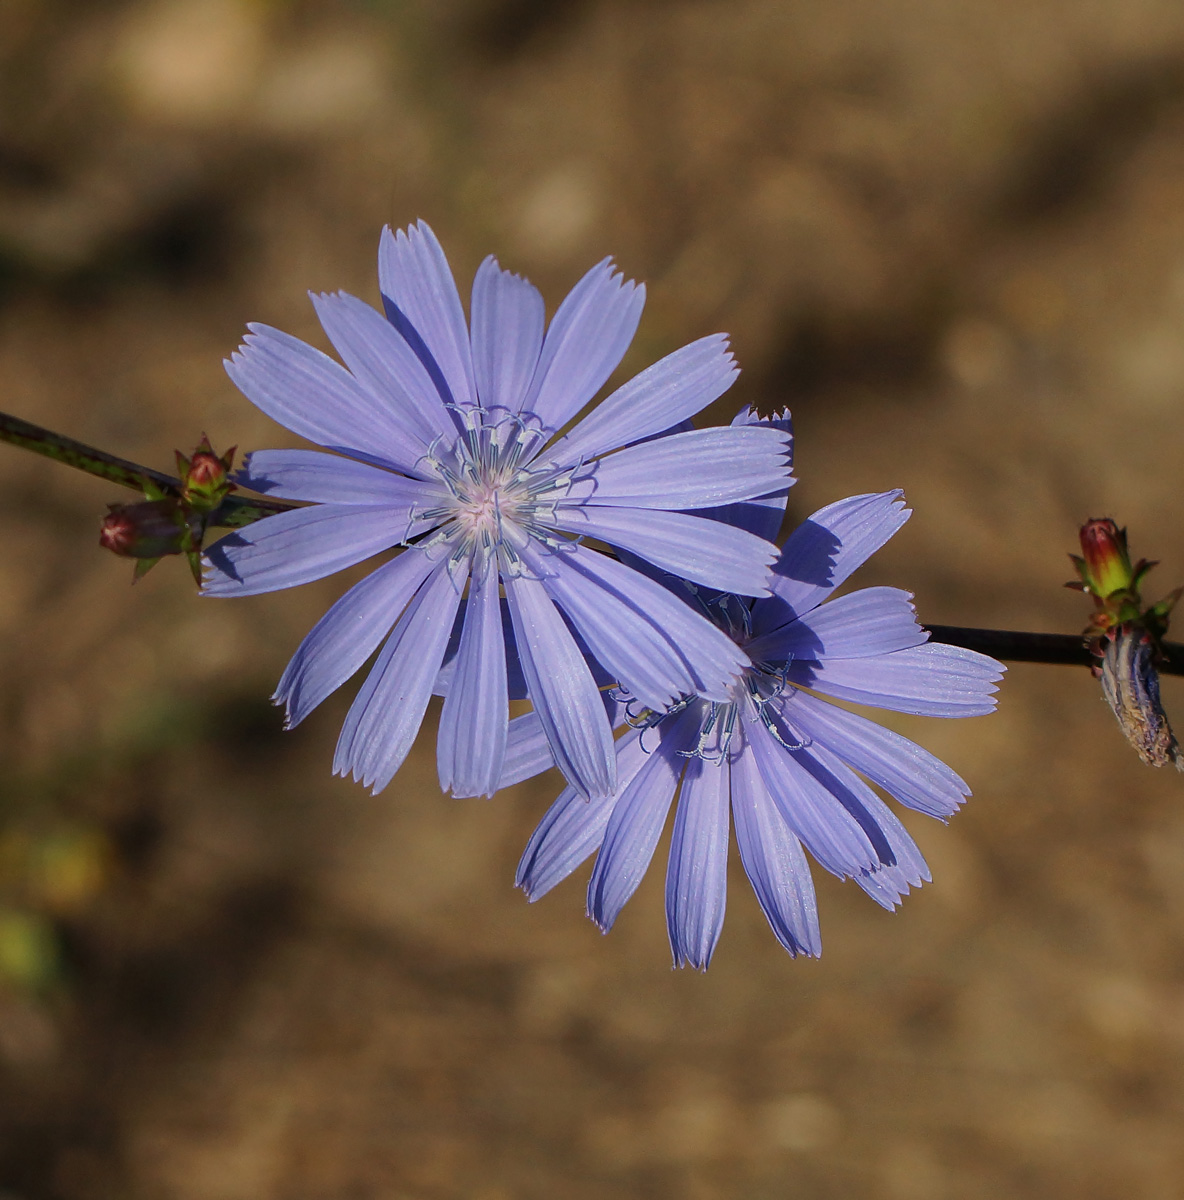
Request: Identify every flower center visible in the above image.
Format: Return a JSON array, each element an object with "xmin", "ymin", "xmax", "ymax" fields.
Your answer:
[
  {"xmin": 416, "ymin": 406, "xmax": 578, "ymax": 569},
  {"xmin": 617, "ymin": 591, "xmax": 809, "ymax": 759},
  {"xmin": 452, "ymin": 476, "xmax": 521, "ymax": 543}
]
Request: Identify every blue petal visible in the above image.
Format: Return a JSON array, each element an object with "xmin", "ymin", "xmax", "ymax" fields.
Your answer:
[
  {"xmin": 503, "ymin": 570, "xmax": 616, "ymax": 799},
  {"xmin": 745, "ymin": 712, "xmax": 883, "ymax": 879},
  {"xmin": 523, "ymin": 540, "xmax": 747, "ymax": 709},
  {"xmin": 499, "ymin": 711, "xmax": 556, "ymax": 790},
  {"xmin": 517, "ymin": 724, "xmax": 649, "ymax": 900},
  {"xmin": 691, "ymin": 407, "xmax": 794, "ymax": 542},
  {"xmin": 238, "ymin": 449, "xmax": 444, "ymax": 505},
  {"xmin": 575, "ymin": 424, "xmax": 791, "ymax": 510},
  {"xmin": 730, "ymin": 740, "xmax": 821, "ymax": 958},
  {"xmin": 786, "ymin": 642, "xmax": 1004, "ymax": 718},
  {"xmin": 470, "ymin": 256, "xmax": 545, "ymax": 412},
  {"xmin": 665, "ymin": 756, "xmax": 730, "ymax": 970},
  {"xmin": 751, "ymin": 491, "xmax": 911, "ymax": 635},
  {"xmin": 552, "ymin": 505, "xmax": 776, "ymax": 596},
  {"xmin": 802, "ymin": 741, "xmax": 931, "ymax": 909},
  {"xmin": 202, "ymin": 504, "xmax": 413, "ymax": 597},
  {"xmin": 855, "ymin": 832, "xmax": 929, "ymax": 910},
  {"xmin": 517, "ymin": 779, "xmax": 617, "ymax": 900},
  {"xmin": 587, "ymin": 711, "xmax": 697, "ymax": 932},
  {"xmin": 378, "ymin": 221, "xmax": 477, "ymax": 408},
  {"xmin": 544, "ymin": 334, "xmax": 738, "ymax": 466},
  {"xmin": 521, "ymin": 258, "xmax": 644, "ymax": 435},
  {"xmin": 435, "ymin": 598, "xmax": 529, "ymax": 701},
  {"xmin": 436, "ymin": 555, "xmax": 508, "ymax": 798},
  {"xmin": 746, "ymin": 587, "xmax": 927, "ymax": 664},
  {"xmin": 498, "ymin": 689, "xmax": 624, "ymax": 791},
  {"xmin": 274, "ymin": 549, "xmax": 437, "ymax": 728},
  {"xmin": 776, "ymin": 726, "xmax": 899, "ymax": 868},
  {"xmin": 781, "ymin": 690, "xmax": 971, "ymax": 819},
  {"xmin": 225, "ymin": 325, "xmax": 430, "ymax": 474},
  {"xmin": 333, "ymin": 562, "xmax": 462, "ymax": 793},
  {"xmin": 310, "ymin": 290, "xmax": 458, "ymax": 445}
]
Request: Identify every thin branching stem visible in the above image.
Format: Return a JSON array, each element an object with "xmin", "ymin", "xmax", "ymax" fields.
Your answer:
[
  {"xmin": 5, "ymin": 409, "xmax": 1184, "ymax": 670},
  {"xmin": 925, "ymin": 625, "xmax": 1184, "ymax": 676},
  {"xmin": 0, "ymin": 409, "xmax": 295, "ymax": 528}
]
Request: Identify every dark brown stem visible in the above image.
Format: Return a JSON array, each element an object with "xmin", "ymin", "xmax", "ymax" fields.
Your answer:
[{"xmin": 924, "ymin": 625, "xmax": 1184, "ymax": 676}]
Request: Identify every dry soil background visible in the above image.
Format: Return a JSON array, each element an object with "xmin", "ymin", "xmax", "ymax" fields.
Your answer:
[{"xmin": 4, "ymin": 1, "xmax": 1184, "ymax": 1198}]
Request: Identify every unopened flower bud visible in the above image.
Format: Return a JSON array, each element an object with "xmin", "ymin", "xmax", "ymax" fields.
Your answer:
[
  {"xmin": 176, "ymin": 436, "xmax": 236, "ymax": 512},
  {"xmin": 1100, "ymin": 624, "xmax": 1183, "ymax": 770},
  {"xmin": 1077, "ymin": 518, "xmax": 1137, "ymax": 600},
  {"xmin": 99, "ymin": 499, "xmax": 188, "ymax": 559},
  {"xmin": 1069, "ymin": 517, "xmax": 1166, "ymax": 651}
]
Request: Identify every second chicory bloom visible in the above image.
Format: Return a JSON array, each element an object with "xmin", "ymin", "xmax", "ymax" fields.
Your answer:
[
  {"xmin": 203, "ymin": 222, "xmax": 792, "ymax": 800},
  {"xmin": 517, "ymin": 491, "xmax": 1004, "ymax": 967}
]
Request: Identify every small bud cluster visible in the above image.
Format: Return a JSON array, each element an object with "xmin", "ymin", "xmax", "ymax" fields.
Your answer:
[
  {"xmin": 1069, "ymin": 518, "xmax": 1179, "ymax": 651},
  {"xmin": 1068, "ymin": 518, "xmax": 1183, "ymax": 769},
  {"xmin": 98, "ymin": 436, "xmax": 236, "ymax": 583}
]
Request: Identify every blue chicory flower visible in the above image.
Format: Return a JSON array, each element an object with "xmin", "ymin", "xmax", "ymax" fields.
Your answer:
[
  {"xmin": 516, "ymin": 489, "xmax": 1005, "ymax": 967},
  {"xmin": 202, "ymin": 221, "xmax": 793, "ymax": 800}
]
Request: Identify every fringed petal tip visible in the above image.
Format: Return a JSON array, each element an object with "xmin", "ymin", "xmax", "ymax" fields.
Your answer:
[
  {"xmin": 269, "ymin": 691, "xmax": 297, "ymax": 731},
  {"xmin": 331, "ymin": 758, "xmax": 389, "ymax": 796},
  {"xmin": 670, "ymin": 953, "xmax": 712, "ymax": 973},
  {"xmin": 856, "ymin": 858, "xmax": 933, "ymax": 911},
  {"xmin": 199, "ymin": 553, "xmax": 237, "ymax": 593},
  {"xmin": 516, "ymin": 880, "xmax": 543, "ymax": 904}
]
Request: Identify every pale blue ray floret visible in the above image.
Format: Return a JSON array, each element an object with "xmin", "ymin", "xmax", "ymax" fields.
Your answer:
[
  {"xmin": 514, "ymin": 477, "xmax": 1006, "ymax": 969},
  {"xmin": 202, "ymin": 221, "xmax": 794, "ymax": 802}
]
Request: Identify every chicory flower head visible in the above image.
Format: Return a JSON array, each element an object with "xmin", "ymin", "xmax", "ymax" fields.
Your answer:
[
  {"xmin": 516, "ymin": 484, "xmax": 1005, "ymax": 967},
  {"xmin": 203, "ymin": 222, "xmax": 793, "ymax": 800}
]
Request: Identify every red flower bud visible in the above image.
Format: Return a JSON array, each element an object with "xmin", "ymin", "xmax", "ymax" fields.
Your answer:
[
  {"xmin": 176, "ymin": 436, "xmax": 236, "ymax": 512},
  {"xmin": 1069, "ymin": 517, "xmax": 1165, "ymax": 653},
  {"xmin": 100, "ymin": 499, "xmax": 188, "ymax": 559},
  {"xmin": 188, "ymin": 451, "xmax": 226, "ymax": 486},
  {"xmin": 1078, "ymin": 518, "xmax": 1136, "ymax": 600}
]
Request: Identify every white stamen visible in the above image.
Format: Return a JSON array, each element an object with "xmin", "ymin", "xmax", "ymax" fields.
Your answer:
[
  {"xmin": 625, "ymin": 596, "xmax": 811, "ymax": 760},
  {"xmin": 412, "ymin": 405, "xmax": 579, "ymax": 572}
]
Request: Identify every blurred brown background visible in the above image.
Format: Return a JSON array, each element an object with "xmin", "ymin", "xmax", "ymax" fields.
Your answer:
[{"xmin": 3, "ymin": 1, "xmax": 1184, "ymax": 1197}]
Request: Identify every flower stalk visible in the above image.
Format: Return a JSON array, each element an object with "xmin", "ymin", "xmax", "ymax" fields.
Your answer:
[
  {"xmin": 923, "ymin": 624, "xmax": 1184, "ymax": 675},
  {"xmin": 4, "ymin": 411, "xmax": 1184, "ymax": 675},
  {"xmin": 0, "ymin": 408, "xmax": 296, "ymax": 582}
]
